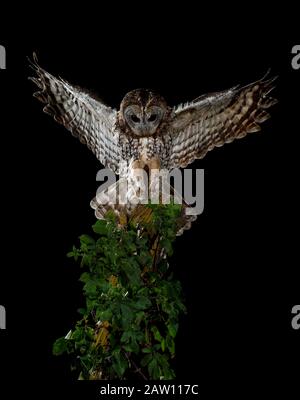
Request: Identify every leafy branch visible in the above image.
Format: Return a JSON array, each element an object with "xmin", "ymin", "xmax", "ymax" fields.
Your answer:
[{"xmin": 53, "ymin": 204, "xmax": 186, "ymax": 380}]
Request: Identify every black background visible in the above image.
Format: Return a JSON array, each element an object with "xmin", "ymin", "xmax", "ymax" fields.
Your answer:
[{"xmin": 0, "ymin": 8, "xmax": 299, "ymax": 398}]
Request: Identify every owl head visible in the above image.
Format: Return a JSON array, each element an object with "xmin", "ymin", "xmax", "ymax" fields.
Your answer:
[{"xmin": 118, "ymin": 89, "xmax": 171, "ymax": 137}]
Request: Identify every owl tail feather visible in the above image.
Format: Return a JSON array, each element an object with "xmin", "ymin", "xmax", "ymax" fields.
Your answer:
[{"xmin": 90, "ymin": 177, "xmax": 197, "ymax": 236}]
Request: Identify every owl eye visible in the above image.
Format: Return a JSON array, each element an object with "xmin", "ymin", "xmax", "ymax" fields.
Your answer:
[
  {"xmin": 131, "ymin": 115, "xmax": 140, "ymax": 123},
  {"xmin": 148, "ymin": 114, "xmax": 157, "ymax": 122}
]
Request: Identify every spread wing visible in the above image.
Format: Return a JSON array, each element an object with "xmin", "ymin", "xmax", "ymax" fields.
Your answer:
[
  {"xmin": 29, "ymin": 53, "xmax": 121, "ymax": 173},
  {"xmin": 169, "ymin": 74, "xmax": 278, "ymax": 168}
]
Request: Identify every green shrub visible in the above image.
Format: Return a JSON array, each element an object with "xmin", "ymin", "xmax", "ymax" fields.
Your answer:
[{"xmin": 53, "ymin": 204, "xmax": 186, "ymax": 380}]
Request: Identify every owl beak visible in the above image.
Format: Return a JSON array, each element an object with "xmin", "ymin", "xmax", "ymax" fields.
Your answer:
[
  {"xmin": 136, "ymin": 109, "xmax": 149, "ymax": 135},
  {"xmin": 140, "ymin": 123, "xmax": 149, "ymax": 135}
]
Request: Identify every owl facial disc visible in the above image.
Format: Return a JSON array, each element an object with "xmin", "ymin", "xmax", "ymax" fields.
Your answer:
[{"xmin": 120, "ymin": 89, "xmax": 168, "ymax": 137}]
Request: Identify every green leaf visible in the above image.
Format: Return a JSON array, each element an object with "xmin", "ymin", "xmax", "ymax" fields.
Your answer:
[
  {"xmin": 67, "ymin": 245, "xmax": 79, "ymax": 261},
  {"xmin": 121, "ymin": 260, "xmax": 141, "ymax": 287},
  {"xmin": 79, "ymin": 234, "xmax": 95, "ymax": 246},
  {"xmin": 79, "ymin": 272, "xmax": 90, "ymax": 283},
  {"xmin": 142, "ymin": 347, "xmax": 152, "ymax": 353},
  {"xmin": 96, "ymin": 309, "xmax": 112, "ymax": 321},
  {"xmin": 53, "ymin": 337, "xmax": 68, "ymax": 356},
  {"xmin": 148, "ymin": 358, "xmax": 159, "ymax": 379},
  {"xmin": 80, "ymin": 254, "xmax": 92, "ymax": 267},
  {"xmin": 156, "ymin": 353, "xmax": 175, "ymax": 378},
  {"xmin": 112, "ymin": 351, "xmax": 128, "ymax": 377},
  {"xmin": 135, "ymin": 296, "xmax": 152, "ymax": 310},
  {"xmin": 151, "ymin": 326, "xmax": 162, "ymax": 342},
  {"xmin": 92, "ymin": 220, "xmax": 108, "ymax": 235},
  {"xmin": 121, "ymin": 331, "xmax": 131, "ymax": 343},
  {"xmin": 161, "ymin": 239, "xmax": 173, "ymax": 256},
  {"xmin": 126, "ymin": 242, "xmax": 137, "ymax": 252},
  {"xmin": 163, "ymin": 367, "xmax": 175, "ymax": 379},
  {"xmin": 123, "ymin": 344, "xmax": 134, "ymax": 352},
  {"xmin": 141, "ymin": 354, "xmax": 152, "ymax": 367},
  {"xmin": 124, "ymin": 338, "xmax": 140, "ymax": 354},
  {"xmin": 135, "ymin": 311, "xmax": 145, "ymax": 325},
  {"xmin": 166, "ymin": 334, "xmax": 175, "ymax": 355},
  {"xmin": 120, "ymin": 304, "xmax": 134, "ymax": 329},
  {"xmin": 161, "ymin": 338, "xmax": 166, "ymax": 352},
  {"xmin": 167, "ymin": 323, "xmax": 178, "ymax": 338},
  {"xmin": 130, "ymin": 338, "xmax": 139, "ymax": 354},
  {"xmin": 83, "ymin": 280, "xmax": 98, "ymax": 297}
]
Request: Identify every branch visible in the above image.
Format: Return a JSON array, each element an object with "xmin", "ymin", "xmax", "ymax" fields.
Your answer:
[{"xmin": 125, "ymin": 352, "xmax": 148, "ymax": 380}]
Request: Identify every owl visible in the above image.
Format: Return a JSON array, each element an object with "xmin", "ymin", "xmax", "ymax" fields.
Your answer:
[{"xmin": 29, "ymin": 54, "xmax": 277, "ymax": 230}]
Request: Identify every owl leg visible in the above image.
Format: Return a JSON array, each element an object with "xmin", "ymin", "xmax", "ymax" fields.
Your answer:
[
  {"xmin": 147, "ymin": 157, "xmax": 162, "ymax": 202},
  {"xmin": 147, "ymin": 157, "xmax": 161, "ymax": 172},
  {"xmin": 129, "ymin": 159, "xmax": 148, "ymax": 202},
  {"xmin": 131, "ymin": 159, "xmax": 146, "ymax": 170}
]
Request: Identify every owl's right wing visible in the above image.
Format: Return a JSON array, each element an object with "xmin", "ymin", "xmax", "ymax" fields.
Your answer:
[{"xmin": 29, "ymin": 54, "xmax": 121, "ymax": 174}]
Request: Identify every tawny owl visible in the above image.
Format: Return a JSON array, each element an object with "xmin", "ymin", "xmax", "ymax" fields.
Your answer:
[{"xmin": 29, "ymin": 54, "xmax": 277, "ymax": 230}]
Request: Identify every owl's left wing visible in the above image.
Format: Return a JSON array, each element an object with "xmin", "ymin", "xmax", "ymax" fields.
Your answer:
[
  {"xmin": 169, "ymin": 75, "xmax": 277, "ymax": 168},
  {"xmin": 29, "ymin": 54, "xmax": 121, "ymax": 173}
]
